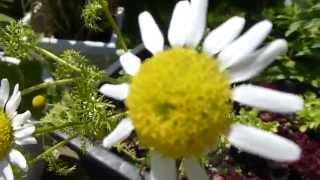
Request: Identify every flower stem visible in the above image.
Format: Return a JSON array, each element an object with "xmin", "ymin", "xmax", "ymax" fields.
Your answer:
[
  {"xmin": 34, "ymin": 122, "xmax": 84, "ymax": 136},
  {"xmin": 35, "ymin": 47, "xmax": 81, "ymax": 72},
  {"xmin": 21, "ymin": 78, "xmax": 76, "ymax": 96},
  {"xmin": 103, "ymin": 1, "xmax": 128, "ymax": 51},
  {"xmin": 35, "ymin": 47, "xmax": 120, "ymax": 84},
  {"xmin": 30, "ymin": 135, "xmax": 77, "ymax": 165}
]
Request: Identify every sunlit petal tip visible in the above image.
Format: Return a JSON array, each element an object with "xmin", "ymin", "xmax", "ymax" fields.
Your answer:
[
  {"xmin": 228, "ymin": 124, "xmax": 302, "ymax": 162},
  {"xmin": 120, "ymin": 52, "xmax": 141, "ymax": 76},
  {"xmin": 0, "ymin": 161, "xmax": 13, "ymax": 180},
  {"xmin": 1, "ymin": 57, "xmax": 21, "ymax": 65},
  {"xmin": 218, "ymin": 19, "xmax": 273, "ymax": 69},
  {"xmin": 0, "ymin": 78, "xmax": 10, "ymax": 108},
  {"xmin": 232, "ymin": 85, "xmax": 304, "ymax": 113},
  {"xmin": 12, "ymin": 111, "xmax": 31, "ymax": 129},
  {"xmin": 274, "ymin": 39, "xmax": 288, "ymax": 52},
  {"xmin": 102, "ymin": 118, "xmax": 134, "ymax": 148},
  {"xmin": 203, "ymin": 16, "xmax": 245, "ymax": 55},
  {"xmin": 14, "ymin": 125, "xmax": 35, "ymax": 139},
  {"xmin": 5, "ymin": 91, "xmax": 21, "ymax": 119},
  {"xmin": 99, "ymin": 83, "xmax": 129, "ymax": 101},
  {"xmin": 138, "ymin": 11, "xmax": 164, "ymax": 54},
  {"xmin": 228, "ymin": 39, "xmax": 289, "ymax": 83},
  {"xmin": 185, "ymin": 0, "xmax": 208, "ymax": 47},
  {"xmin": 15, "ymin": 137, "xmax": 37, "ymax": 145},
  {"xmin": 168, "ymin": 0, "xmax": 191, "ymax": 47}
]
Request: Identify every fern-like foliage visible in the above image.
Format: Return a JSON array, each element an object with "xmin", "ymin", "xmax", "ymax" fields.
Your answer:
[
  {"xmin": 82, "ymin": 0, "xmax": 109, "ymax": 32},
  {"xmin": 259, "ymin": 0, "xmax": 320, "ymax": 87},
  {"xmin": 0, "ymin": 21, "xmax": 37, "ymax": 59},
  {"xmin": 39, "ymin": 50, "xmax": 124, "ymax": 142},
  {"xmin": 233, "ymin": 109, "xmax": 279, "ymax": 132},
  {"xmin": 42, "ymin": 146, "xmax": 77, "ymax": 176},
  {"xmin": 298, "ymin": 92, "xmax": 320, "ymax": 132}
]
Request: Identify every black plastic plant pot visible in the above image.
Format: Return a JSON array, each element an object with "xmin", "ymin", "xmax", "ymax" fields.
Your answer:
[{"xmin": 52, "ymin": 133, "xmax": 149, "ymax": 180}]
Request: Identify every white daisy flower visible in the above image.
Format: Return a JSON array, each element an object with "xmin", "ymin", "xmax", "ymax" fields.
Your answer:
[
  {"xmin": 0, "ymin": 79, "xmax": 37, "ymax": 180},
  {"xmin": 100, "ymin": 0, "xmax": 303, "ymax": 179}
]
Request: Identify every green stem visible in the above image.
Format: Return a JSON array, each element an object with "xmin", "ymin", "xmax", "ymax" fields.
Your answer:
[
  {"xmin": 35, "ymin": 122, "xmax": 83, "ymax": 136},
  {"xmin": 35, "ymin": 47, "xmax": 120, "ymax": 84},
  {"xmin": 108, "ymin": 112, "xmax": 128, "ymax": 120},
  {"xmin": 36, "ymin": 47, "xmax": 81, "ymax": 72},
  {"xmin": 101, "ymin": 75, "xmax": 120, "ymax": 84},
  {"xmin": 30, "ymin": 135, "xmax": 77, "ymax": 165},
  {"xmin": 103, "ymin": 1, "xmax": 128, "ymax": 51},
  {"xmin": 21, "ymin": 78, "xmax": 76, "ymax": 96}
]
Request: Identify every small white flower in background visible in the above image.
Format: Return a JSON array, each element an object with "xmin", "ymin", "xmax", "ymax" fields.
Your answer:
[
  {"xmin": 0, "ymin": 57, "xmax": 21, "ymax": 65},
  {"xmin": 0, "ymin": 53, "xmax": 20, "ymax": 65},
  {"xmin": 0, "ymin": 79, "xmax": 37, "ymax": 180},
  {"xmin": 284, "ymin": 0, "xmax": 293, "ymax": 6},
  {"xmin": 100, "ymin": 0, "xmax": 303, "ymax": 179}
]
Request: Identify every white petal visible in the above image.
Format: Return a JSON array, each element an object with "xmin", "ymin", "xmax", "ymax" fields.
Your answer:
[
  {"xmin": 15, "ymin": 137, "xmax": 37, "ymax": 145},
  {"xmin": 284, "ymin": 0, "xmax": 292, "ymax": 6},
  {"xmin": 9, "ymin": 149, "xmax": 28, "ymax": 172},
  {"xmin": 150, "ymin": 151, "xmax": 176, "ymax": 180},
  {"xmin": 168, "ymin": 0, "xmax": 191, "ymax": 47},
  {"xmin": 232, "ymin": 85, "xmax": 303, "ymax": 113},
  {"xmin": 102, "ymin": 118, "xmax": 134, "ymax": 148},
  {"xmin": 120, "ymin": 52, "xmax": 141, "ymax": 76},
  {"xmin": 20, "ymin": 12, "xmax": 32, "ymax": 25},
  {"xmin": 228, "ymin": 123, "xmax": 301, "ymax": 162},
  {"xmin": 99, "ymin": 83, "xmax": 129, "ymax": 101},
  {"xmin": 5, "ymin": 84, "xmax": 21, "ymax": 119},
  {"xmin": 1, "ymin": 57, "xmax": 20, "ymax": 65},
  {"xmin": 218, "ymin": 20, "xmax": 272, "ymax": 69},
  {"xmin": 203, "ymin": 16, "xmax": 245, "ymax": 55},
  {"xmin": 229, "ymin": 39, "xmax": 288, "ymax": 83},
  {"xmin": 0, "ymin": 161, "xmax": 13, "ymax": 180},
  {"xmin": 138, "ymin": 11, "xmax": 164, "ymax": 54},
  {"xmin": 14, "ymin": 125, "xmax": 35, "ymax": 139},
  {"xmin": 184, "ymin": 159, "xmax": 208, "ymax": 180},
  {"xmin": 12, "ymin": 111, "xmax": 31, "ymax": 130},
  {"xmin": 0, "ymin": 79, "xmax": 10, "ymax": 109},
  {"xmin": 185, "ymin": 0, "xmax": 208, "ymax": 47}
]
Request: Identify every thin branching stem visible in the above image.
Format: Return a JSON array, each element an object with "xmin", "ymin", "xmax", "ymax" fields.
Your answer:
[
  {"xmin": 30, "ymin": 135, "xmax": 77, "ymax": 165},
  {"xmin": 35, "ymin": 47, "xmax": 81, "ymax": 72},
  {"xmin": 21, "ymin": 78, "xmax": 76, "ymax": 96},
  {"xmin": 34, "ymin": 122, "xmax": 84, "ymax": 136},
  {"xmin": 35, "ymin": 47, "xmax": 120, "ymax": 84},
  {"xmin": 103, "ymin": 1, "xmax": 128, "ymax": 51}
]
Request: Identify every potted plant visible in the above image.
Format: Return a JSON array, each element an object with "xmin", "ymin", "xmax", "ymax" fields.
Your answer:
[{"xmin": 1, "ymin": 0, "xmax": 320, "ymax": 179}]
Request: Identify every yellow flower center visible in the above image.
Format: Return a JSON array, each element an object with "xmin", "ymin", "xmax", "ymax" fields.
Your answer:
[
  {"xmin": 0, "ymin": 111, "xmax": 13, "ymax": 160},
  {"xmin": 32, "ymin": 95, "xmax": 46, "ymax": 109},
  {"xmin": 126, "ymin": 48, "xmax": 232, "ymax": 158}
]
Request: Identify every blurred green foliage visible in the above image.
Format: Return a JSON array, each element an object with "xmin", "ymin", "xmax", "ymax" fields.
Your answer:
[
  {"xmin": 233, "ymin": 109, "xmax": 279, "ymax": 133},
  {"xmin": 39, "ymin": 50, "xmax": 120, "ymax": 141},
  {"xmin": 259, "ymin": 0, "xmax": 320, "ymax": 87},
  {"xmin": 0, "ymin": 0, "xmax": 27, "ymax": 24},
  {"xmin": 298, "ymin": 92, "xmax": 320, "ymax": 132}
]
